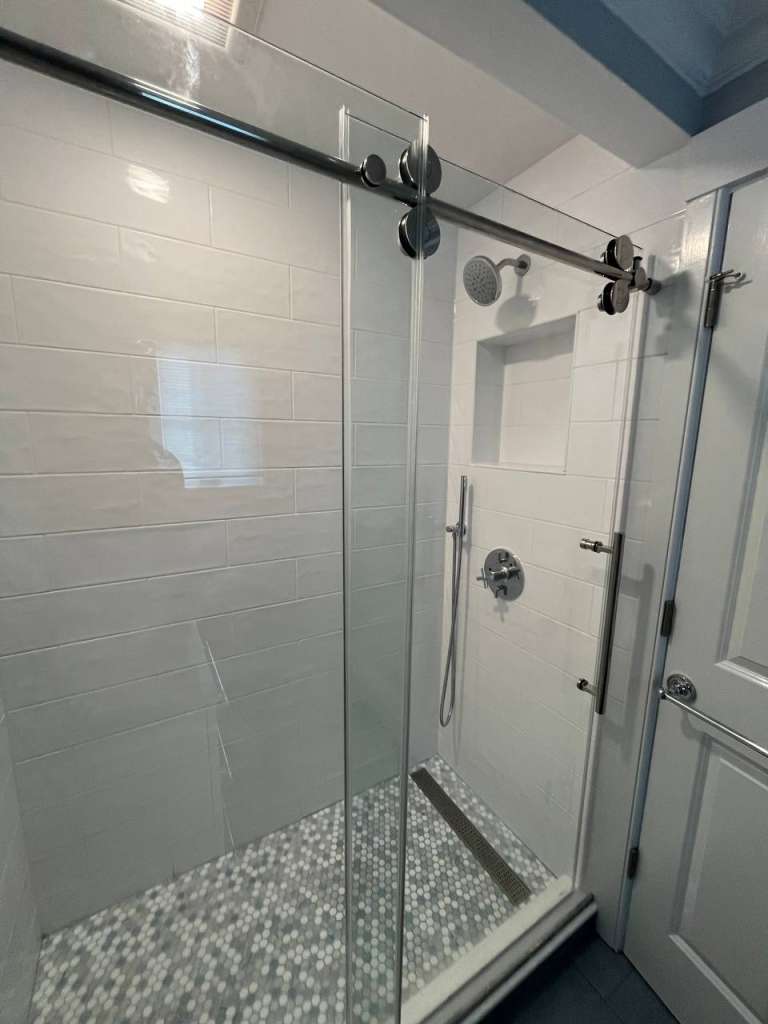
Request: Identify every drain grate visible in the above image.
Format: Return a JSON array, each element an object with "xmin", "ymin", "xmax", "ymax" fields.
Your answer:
[{"xmin": 410, "ymin": 767, "xmax": 531, "ymax": 908}]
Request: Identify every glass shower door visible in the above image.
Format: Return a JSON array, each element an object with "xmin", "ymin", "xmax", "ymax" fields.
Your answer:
[
  {"xmin": 0, "ymin": 4, "xmax": 430, "ymax": 1023},
  {"xmin": 398, "ymin": 158, "xmax": 642, "ymax": 1020}
]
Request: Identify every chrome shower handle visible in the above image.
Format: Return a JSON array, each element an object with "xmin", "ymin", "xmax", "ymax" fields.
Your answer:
[
  {"xmin": 477, "ymin": 549, "xmax": 523, "ymax": 599},
  {"xmin": 487, "ymin": 565, "xmax": 519, "ymax": 583}
]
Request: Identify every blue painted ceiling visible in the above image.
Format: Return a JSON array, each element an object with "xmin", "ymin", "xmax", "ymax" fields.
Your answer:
[{"xmin": 525, "ymin": 0, "xmax": 768, "ymax": 133}]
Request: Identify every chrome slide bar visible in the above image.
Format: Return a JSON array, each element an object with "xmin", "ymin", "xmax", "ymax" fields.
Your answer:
[
  {"xmin": 660, "ymin": 690, "xmax": 768, "ymax": 761},
  {"xmin": 0, "ymin": 25, "xmax": 635, "ymax": 286}
]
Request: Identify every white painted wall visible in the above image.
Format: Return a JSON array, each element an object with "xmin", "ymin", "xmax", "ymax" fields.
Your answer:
[{"xmin": 0, "ymin": 61, "xmax": 453, "ymax": 937}]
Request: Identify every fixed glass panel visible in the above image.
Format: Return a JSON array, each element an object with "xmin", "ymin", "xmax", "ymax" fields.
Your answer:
[
  {"xmin": 400, "ymin": 157, "xmax": 639, "ymax": 1018},
  {"xmin": 0, "ymin": 5, "xmax": 423, "ymax": 1022},
  {"xmin": 341, "ymin": 110, "xmax": 428, "ymax": 1024}
]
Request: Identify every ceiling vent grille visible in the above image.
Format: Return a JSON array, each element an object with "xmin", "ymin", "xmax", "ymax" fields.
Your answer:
[{"xmin": 122, "ymin": 0, "xmax": 239, "ymax": 47}]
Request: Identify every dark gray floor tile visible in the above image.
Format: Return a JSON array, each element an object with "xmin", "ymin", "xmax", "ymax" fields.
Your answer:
[
  {"xmin": 574, "ymin": 935, "xmax": 632, "ymax": 999},
  {"xmin": 494, "ymin": 964, "xmax": 621, "ymax": 1023},
  {"xmin": 608, "ymin": 970, "xmax": 679, "ymax": 1024}
]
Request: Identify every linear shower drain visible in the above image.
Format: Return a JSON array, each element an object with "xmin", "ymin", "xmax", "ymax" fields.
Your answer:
[{"xmin": 410, "ymin": 767, "xmax": 531, "ymax": 908}]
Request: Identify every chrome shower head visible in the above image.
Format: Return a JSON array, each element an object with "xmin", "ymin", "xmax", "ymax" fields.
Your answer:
[
  {"xmin": 463, "ymin": 255, "xmax": 501, "ymax": 306},
  {"xmin": 462, "ymin": 253, "xmax": 531, "ymax": 306}
]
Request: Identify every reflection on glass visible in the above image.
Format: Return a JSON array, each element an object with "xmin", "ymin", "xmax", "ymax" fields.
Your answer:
[{"xmin": 123, "ymin": 0, "xmax": 238, "ymax": 47}]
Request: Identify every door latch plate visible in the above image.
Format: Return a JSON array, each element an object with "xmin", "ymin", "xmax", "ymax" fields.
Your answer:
[{"xmin": 664, "ymin": 674, "xmax": 697, "ymax": 702}]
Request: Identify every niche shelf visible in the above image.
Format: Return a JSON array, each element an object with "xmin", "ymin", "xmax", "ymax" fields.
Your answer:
[{"xmin": 471, "ymin": 314, "xmax": 576, "ymax": 473}]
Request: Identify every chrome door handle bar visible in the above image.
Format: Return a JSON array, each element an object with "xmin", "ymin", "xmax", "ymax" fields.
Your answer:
[
  {"xmin": 579, "ymin": 530, "xmax": 623, "ymax": 715},
  {"xmin": 659, "ymin": 690, "xmax": 768, "ymax": 761}
]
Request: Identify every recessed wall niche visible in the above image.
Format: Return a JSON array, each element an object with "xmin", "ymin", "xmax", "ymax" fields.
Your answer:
[{"xmin": 472, "ymin": 315, "xmax": 576, "ymax": 472}]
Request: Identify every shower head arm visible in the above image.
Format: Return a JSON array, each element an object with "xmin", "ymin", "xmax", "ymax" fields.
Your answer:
[{"xmin": 497, "ymin": 255, "xmax": 531, "ymax": 276}]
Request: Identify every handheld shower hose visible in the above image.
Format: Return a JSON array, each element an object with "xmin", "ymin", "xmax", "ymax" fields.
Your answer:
[{"xmin": 440, "ymin": 475, "xmax": 467, "ymax": 727}]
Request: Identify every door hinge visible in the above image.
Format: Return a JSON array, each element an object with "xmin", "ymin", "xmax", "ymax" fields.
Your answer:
[
  {"xmin": 703, "ymin": 269, "xmax": 744, "ymax": 328},
  {"xmin": 660, "ymin": 598, "xmax": 676, "ymax": 638},
  {"xmin": 627, "ymin": 846, "xmax": 640, "ymax": 879}
]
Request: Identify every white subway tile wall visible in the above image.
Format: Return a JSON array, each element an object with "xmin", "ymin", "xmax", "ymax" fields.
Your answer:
[
  {"xmin": 440, "ymin": 202, "xmax": 641, "ymax": 877},
  {"xmin": 0, "ymin": 61, "xmax": 454, "ymax": 940}
]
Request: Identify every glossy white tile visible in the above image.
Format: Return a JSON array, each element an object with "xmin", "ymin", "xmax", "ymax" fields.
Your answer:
[
  {"xmin": 227, "ymin": 512, "xmax": 341, "ymax": 564},
  {"xmin": 295, "ymin": 468, "xmax": 342, "ymax": 512},
  {"xmin": 0, "ymin": 562, "xmax": 296, "ymax": 654},
  {"xmin": 0, "ymin": 202, "xmax": 120, "ymax": 289},
  {"xmin": 14, "ymin": 279, "xmax": 216, "ymax": 361},
  {"xmin": 352, "ymin": 379, "xmax": 407, "ymax": 424},
  {"xmin": 292, "ymin": 373, "xmax": 341, "ymax": 421},
  {"xmin": 354, "ymin": 424, "xmax": 407, "ymax": 466},
  {"xmin": 571, "ymin": 361, "xmax": 620, "ymax": 422},
  {"xmin": 0, "ymin": 62, "xmax": 111, "ymax": 151},
  {"xmin": 119, "ymin": 229, "xmax": 290, "ymax": 316},
  {"xmin": 210, "ymin": 182, "xmax": 338, "ymax": 273},
  {"xmin": 9, "ymin": 664, "xmax": 219, "ymax": 761},
  {"xmin": 0, "ymin": 344, "xmax": 134, "ymax": 414},
  {"xmin": 296, "ymin": 553, "xmax": 343, "ymax": 598},
  {"xmin": 216, "ymin": 310, "xmax": 340, "ymax": 374},
  {"xmin": 353, "ymin": 331, "xmax": 409, "ymax": 381},
  {"xmin": 0, "ymin": 128, "xmax": 210, "ymax": 243},
  {"xmin": 290, "ymin": 267, "xmax": 340, "ymax": 325},
  {"xmin": 139, "ymin": 469, "xmax": 294, "ymax": 525},
  {"xmin": 0, "ymin": 276, "xmax": 15, "ymax": 343},
  {"xmin": 197, "ymin": 593, "xmax": 342, "ymax": 661},
  {"xmin": 0, "ymin": 621, "xmax": 207, "ymax": 709},
  {"xmin": 351, "ymin": 466, "xmax": 406, "ymax": 509},
  {"xmin": 109, "ymin": 102, "xmax": 289, "ymax": 204},
  {"xmin": 27, "ymin": 413, "xmax": 221, "ymax": 473},
  {"xmin": 0, "ymin": 474, "xmax": 143, "ymax": 537},
  {"xmin": 221, "ymin": 420, "xmax": 341, "ymax": 469},
  {"xmin": 567, "ymin": 421, "xmax": 623, "ymax": 478},
  {"xmin": 132, "ymin": 358, "xmax": 292, "ymax": 419},
  {"xmin": 216, "ymin": 632, "xmax": 342, "ymax": 701},
  {"xmin": 0, "ymin": 413, "xmax": 34, "ymax": 475},
  {"xmin": 38, "ymin": 523, "xmax": 227, "ymax": 590},
  {"xmin": 0, "ymin": 538, "xmax": 51, "ymax": 598}
]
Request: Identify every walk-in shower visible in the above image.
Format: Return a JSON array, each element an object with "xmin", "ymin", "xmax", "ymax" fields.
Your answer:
[{"xmin": 0, "ymin": 3, "xmax": 657, "ymax": 1022}]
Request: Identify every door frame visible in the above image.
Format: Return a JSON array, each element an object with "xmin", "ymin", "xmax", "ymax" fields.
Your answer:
[{"xmin": 615, "ymin": 169, "xmax": 768, "ymax": 944}]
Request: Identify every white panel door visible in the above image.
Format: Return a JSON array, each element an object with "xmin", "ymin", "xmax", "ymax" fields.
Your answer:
[{"xmin": 625, "ymin": 174, "xmax": 768, "ymax": 1024}]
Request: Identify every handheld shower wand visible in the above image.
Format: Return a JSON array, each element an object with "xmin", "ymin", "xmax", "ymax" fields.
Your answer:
[{"xmin": 440, "ymin": 475, "xmax": 468, "ymax": 727}]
